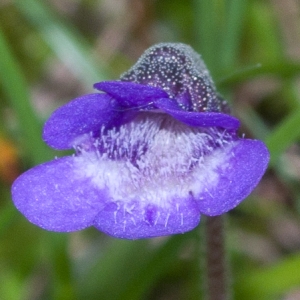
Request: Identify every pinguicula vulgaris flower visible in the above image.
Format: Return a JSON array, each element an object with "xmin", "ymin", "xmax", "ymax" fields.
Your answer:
[{"xmin": 12, "ymin": 43, "xmax": 269, "ymax": 239}]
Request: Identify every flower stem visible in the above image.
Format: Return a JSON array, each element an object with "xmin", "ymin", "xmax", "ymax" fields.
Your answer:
[{"xmin": 203, "ymin": 215, "xmax": 230, "ymax": 300}]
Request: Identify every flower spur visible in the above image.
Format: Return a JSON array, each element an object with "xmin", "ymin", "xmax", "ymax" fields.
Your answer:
[{"xmin": 11, "ymin": 43, "xmax": 269, "ymax": 239}]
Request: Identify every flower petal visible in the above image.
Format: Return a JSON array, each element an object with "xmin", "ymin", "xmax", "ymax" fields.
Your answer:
[
  {"xmin": 154, "ymin": 98, "xmax": 240, "ymax": 129},
  {"xmin": 43, "ymin": 93, "xmax": 126, "ymax": 150},
  {"xmin": 94, "ymin": 81, "xmax": 169, "ymax": 108},
  {"xmin": 11, "ymin": 156, "xmax": 106, "ymax": 232},
  {"xmin": 93, "ymin": 197, "xmax": 200, "ymax": 239},
  {"xmin": 196, "ymin": 139, "xmax": 269, "ymax": 216}
]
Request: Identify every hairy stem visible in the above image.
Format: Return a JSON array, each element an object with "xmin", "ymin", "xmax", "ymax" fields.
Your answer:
[{"xmin": 203, "ymin": 215, "xmax": 230, "ymax": 300}]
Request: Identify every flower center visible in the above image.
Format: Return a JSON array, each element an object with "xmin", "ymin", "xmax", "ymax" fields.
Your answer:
[{"xmin": 74, "ymin": 112, "xmax": 235, "ymax": 206}]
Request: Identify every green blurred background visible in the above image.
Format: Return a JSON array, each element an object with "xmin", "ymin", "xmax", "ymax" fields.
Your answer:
[{"xmin": 1, "ymin": 0, "xmax": 300, "ymax": 299}]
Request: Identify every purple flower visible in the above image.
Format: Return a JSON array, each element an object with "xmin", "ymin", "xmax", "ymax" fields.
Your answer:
[{"xmin": 11, "ymin": 43, "xmax": 269, "ymax": 239}]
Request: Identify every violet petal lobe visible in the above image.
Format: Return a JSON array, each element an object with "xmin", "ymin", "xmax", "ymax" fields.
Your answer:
[
  {"xmin": 11, "ymin": 156, "xmax": 107, "ymax": 232},
  {"xmin": 43, "ymin": 93, "xmax": 124, "ymax": 150},
  {"xmin": 94, "ymin": 81, "xmax": 169, "ymax": 108},
  {"xmin": 94, "ymin": 197, "xmax": 200, "ymax": 239},
  {"xmin": 197, "ymin": 139, "xmax": 269, "ymax": 216},
  {"xmin": 154, "ymin": 98, "xmax": 240, "ymax": 129}
]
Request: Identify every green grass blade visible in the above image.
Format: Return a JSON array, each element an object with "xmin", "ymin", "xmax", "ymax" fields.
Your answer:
[
  {"xmin": 266, "ymin": 107, "xmax": 300, "ymax": 165},
  {"xmin": 41, "ymin": 233, "xmax": 76, "ymax": 300},
  {"xmin": 77, "ymin": 239, "xmax": 149, "ymax": 299},
  {"xmin": 236, "ymin": 254, "xmax": 300, "ymax": 299},
  {"xmin": 117, "ymin": 231, "xmax": 195, "ymax": 300},
  {"xmin": 0, "ymin": 28, "xmax": 52, "ymax": 164},
  {"xmin": 217, "ymin": 60, "xmax": 300, "ymax": 87},
  {"xmin": 193, "ymin": 0, "xmax": 220, "ymax": 76},
  {"xmin": 248, "ymin": 1, "xmax": 283, "ymax": 63},
  {"xmin": 15, "ymin": 0, "xmax": 108, "ymax": 87},
  {"xmin": 237, "ymin": 105, "xmax": 270, "ymax": 141},
  {"xmin": 219, "ymin": 0, "xmax": 248, "ymax": 71},
  {"xmin": 0, "ymin": 202, "xmax": 17, "ymax": 237}
]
